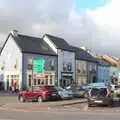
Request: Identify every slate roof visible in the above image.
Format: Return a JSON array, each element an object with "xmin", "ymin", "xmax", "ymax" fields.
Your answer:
[
  {"xmin": 45, "ymin": 34, "xmax": 73, "ymax": 51},
  {"xmin": 70, "ymin": 46, "xmax": 98, "ymax": 63},
  {"xmin": 0, "ymin": 33, "xmax": 57, "ymax": 56}
]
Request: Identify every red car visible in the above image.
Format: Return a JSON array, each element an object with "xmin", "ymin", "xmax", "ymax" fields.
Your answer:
[{"xmin": 18, "ymin": 85, "xmax": 59, "ymax": 102}]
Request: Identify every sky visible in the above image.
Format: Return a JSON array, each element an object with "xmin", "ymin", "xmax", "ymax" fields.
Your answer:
[{"xmin": 0, "ymin": 0, "xmax": 120, "ymax": 56}]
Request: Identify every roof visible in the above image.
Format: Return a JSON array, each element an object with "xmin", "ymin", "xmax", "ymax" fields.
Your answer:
[
  {"xmin": 70, "ymin": 46, "xmax": 98, "ymax": 62},
  {"xmin": 0, "ymin": 33, "xmax": 57, "ymax": 56},
  {"xmin": 45, "ymin": 34, "xmax": 73, "ymax": 52},
  {"xmin": 97, "ymin": 59, "xmax": 110, "ymax": 66}
]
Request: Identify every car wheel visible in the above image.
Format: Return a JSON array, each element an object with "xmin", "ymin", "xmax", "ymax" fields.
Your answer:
[
  {"xmin": 19, "ymin": 96, "xmax": 25, "ymax": 103},
  {"xmin": 37, "ymin": 96, "xmax": 43, "ymax": 103}
]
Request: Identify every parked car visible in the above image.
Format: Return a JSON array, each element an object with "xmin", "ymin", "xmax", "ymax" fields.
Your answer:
[
  {"xmin": 56, "ymin": 87, "xmax": 73, "ymax": 100},
  {"xmin": 66, "ymin": 85, "xmax": 88, "ymax": 98},
  {"xmin": 18, "ymin": 85, "xmax": 59, "ymax": 102},
  {"xmin": 87, "ymin": 86, "xmax": 113, "ymax": 107},
  {"xmin": 113, "ymin": 85, "xmax": 120, "ymax": 95}
]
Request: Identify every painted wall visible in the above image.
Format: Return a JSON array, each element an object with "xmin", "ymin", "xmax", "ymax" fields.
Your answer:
[
  {"xmin": 98, "ymin": 65, "xmax": 110, "ymax": 83},
  {"xmin": 57, "ymin": 49, "xmax": 75, "ymax": 86},
  {"xmin": 23, "ymin": 53, "xmax": 58, "ymax": 88},
  {"xmin": 0, "ymin": 35, "xmax": 22, "ymax": 90},
  {"xmin": 76, "ymin": 60, "xmax": 87, "ymax": 84}
]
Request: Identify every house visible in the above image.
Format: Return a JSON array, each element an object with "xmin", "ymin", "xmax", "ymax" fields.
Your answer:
[
  {"xmin": 43, "ymin": 34, "xmax": 75, "ymax": 88},
  {"xmin": 96, "ymin": 55, "xmax": 120, "ymax": 84},
  {"xmin": 0, "ymin": 30, "xmax": 58, "ymax": 90},
  {"xmin": 70, "ymin": 46, "xmax": 98, "ymax": 85},
  {"xmin": 97, "ymin": 59, "xmax": 110, "ymax": 83}
]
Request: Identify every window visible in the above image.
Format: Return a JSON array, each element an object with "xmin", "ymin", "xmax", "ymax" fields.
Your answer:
[
  {"xmin": 38, "ymin": 79, "xmax": 40, "ymax": 85},
  {"xmin": 34, "ymin": 79, "xmax": 36, "ymax": 85}
]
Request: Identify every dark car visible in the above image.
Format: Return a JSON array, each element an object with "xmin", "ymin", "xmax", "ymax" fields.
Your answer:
[
  {"xmin": 87, "ymin": 87, "xmax": 113, "ymax": 107},
  {"xmin": 18, "ymin": 85, "xmax": 59, "ymax": 102}
]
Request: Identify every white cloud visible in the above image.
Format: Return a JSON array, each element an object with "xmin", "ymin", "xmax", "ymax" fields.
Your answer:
[{"xmin": 0, "ymin": 0, "xmax": 120, "ymax": 56}]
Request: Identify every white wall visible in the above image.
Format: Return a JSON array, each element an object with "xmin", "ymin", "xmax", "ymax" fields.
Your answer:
[
  {"xmin": 0, "ymin": 35, "xmax": 22, "ymax": 90},
  {"xmin": 58, "ymin": 49, "xmax": 75, "ymax": 86},
  {"xmin": 76, "ymin": 60, "xmax": 87, "ymax": 84}
]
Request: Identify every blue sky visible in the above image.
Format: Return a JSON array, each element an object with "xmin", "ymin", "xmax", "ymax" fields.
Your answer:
[{"xmin": 74, "ymin": 0, "xmax": 109, "ymax": 11}]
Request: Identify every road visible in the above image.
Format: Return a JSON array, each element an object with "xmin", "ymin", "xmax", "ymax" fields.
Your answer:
[
  {"xmin": 0, "ymin": 94, "xmax": 120, "ymax": 120},
  {"xmin": 0, "ymin": 109, "xmax": 120, "ymax": 120}
]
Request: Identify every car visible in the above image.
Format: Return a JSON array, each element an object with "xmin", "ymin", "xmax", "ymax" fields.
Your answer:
[
  {"xmin": 113, "ymin": 85, "xmax": 120, "ymax": 95},
  {"xmin": 87, "ymin": 86, "xmax": 113, "ymax": 107},
  {"xmin": 66, "ymin": 84, "xmax": 88, "ymax": 98},
  {"xmin": 18, "ymin": 85, "xmax": 59, "ymax": 102},
  {"xmin": 56, "ymin": 87, "xmax": 73, "ymax": 100}
]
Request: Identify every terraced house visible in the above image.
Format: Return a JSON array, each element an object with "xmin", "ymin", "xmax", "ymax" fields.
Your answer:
[{"xmin": 0, "ymin": 31, "xmax": 58, "ymax": 90}]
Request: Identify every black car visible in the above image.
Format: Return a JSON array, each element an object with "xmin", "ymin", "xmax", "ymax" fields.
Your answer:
[{"xmin": 88, "ymin": 87, "xmax": 113, "ymax": 107}]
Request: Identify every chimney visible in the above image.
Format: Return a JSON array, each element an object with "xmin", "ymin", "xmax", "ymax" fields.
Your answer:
[{"xmin": 10, "ymin": 30, "xmax": 18, "ymax": 37}]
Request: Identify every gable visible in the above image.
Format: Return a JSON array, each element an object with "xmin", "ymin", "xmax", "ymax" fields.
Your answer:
[{"xmin": 0, "ymin": 34, "xmax": 21, "ymax": 56}]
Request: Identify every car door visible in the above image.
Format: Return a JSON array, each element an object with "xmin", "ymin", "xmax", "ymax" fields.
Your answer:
[{"xmin": 24, "ymin": 90, "xmax": 32, "ymax": 99}]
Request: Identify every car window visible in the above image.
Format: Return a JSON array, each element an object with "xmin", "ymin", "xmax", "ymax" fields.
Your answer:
[
  {"xmin": 33, "ymin": 86, "xmax": 42, "ymax": 91},
  {"xmin": 90, "ymin": 88, "xmax": 107, "ymax": 97},
  {"xmin": 44, "ymin": 86, "xmax": 56, "ymax": 90}
]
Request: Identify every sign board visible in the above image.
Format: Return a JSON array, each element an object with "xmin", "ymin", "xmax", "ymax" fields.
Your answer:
[
  {"xmin": 33, "ymin": 60, "xmax": 45, "ymax": 74},
  {"xmin": 36, "ymin": 74, "xmax": 45, "ymax": 78}
]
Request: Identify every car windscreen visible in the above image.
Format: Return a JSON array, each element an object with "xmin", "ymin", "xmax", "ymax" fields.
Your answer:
[
  {"xmin": 44, "ymin": 86, "xmax": 56, "ymax": 90},
  {"xmin": 90, "ymin": 88, "xmax": 107, "ymax": 97}
]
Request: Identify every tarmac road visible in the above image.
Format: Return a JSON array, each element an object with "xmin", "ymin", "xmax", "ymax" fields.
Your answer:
[{"xmin": 0, "ymin": 109, "xmax": 120, "ymax": 120}]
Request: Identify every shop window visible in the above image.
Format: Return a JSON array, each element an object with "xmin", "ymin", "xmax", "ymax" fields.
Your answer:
[
  {"xmin": 50, "ymin": 79, "xmax": 53, "ymax": 84},
  {"xmin": 34, "ymin": 79, "xmax": 36, "ymax": 85},
  {"xmin": 45, "ymin": 79, "xmax": 48, "ymax": 85},
  {"xmin": 38, "ymin": 79, "xmax": 40, "ymax": 85}
]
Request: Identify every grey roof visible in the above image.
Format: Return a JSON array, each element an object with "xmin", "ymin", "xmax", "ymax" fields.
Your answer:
[
  {"xmin": 70, "ymin": 46, "xmax": 98, "ymax": 62},
  {"xmin": 0, "ymin": 33, "xmax": 57, "ymax": 56},
  {"xmin": 45, "ymin": 34, "xmax": 73, "ymax": 51}
]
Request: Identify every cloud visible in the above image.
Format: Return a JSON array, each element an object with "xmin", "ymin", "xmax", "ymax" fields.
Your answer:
[{"xmin": 0, "ymin": 0, "xmax": 120, "ymax": 56}]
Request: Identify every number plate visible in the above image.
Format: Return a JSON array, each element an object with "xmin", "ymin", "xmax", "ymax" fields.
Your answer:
[
  {"xmin": 52, "ymin": 94, "xmax": 56, "ymax": 96},
  {"xmin": 95, "ymin": 100, "xmax": 103, "ymax": 103}
]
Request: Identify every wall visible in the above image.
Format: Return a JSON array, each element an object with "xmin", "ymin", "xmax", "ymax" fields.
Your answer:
[
  {"xmin": 76, "ymin": 60, "xmax": 87, "ymax": 84},
  {"xmin": 23, "ymin": 53, "xmax": 58, "ymax": 88},
  {"xmin": 58, "ymin": 49, "xmax": 75, "ymax": 86},
  {"xmin": 0, "ymin": 35, "xmax": 22, "ymax": 90},
  {"xmin": 98, "ymin": 65, "xmax": 110, "ymax": 83}
]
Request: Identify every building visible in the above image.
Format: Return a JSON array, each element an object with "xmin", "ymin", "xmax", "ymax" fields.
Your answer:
[
  {"xmin": 96, "ymin": 55, "xmax": 120, "ymax": 84},
  {"xmin": 97, "ymin": 59, "xmax": 110, "ymax": 83},
  {"xmin": 0, "ymin": 31, "xmax": 58, "ymax": 90},
  {"xmin": 70, "ymin": 46, "xmax": 98, "ymax": 85},
  {"xmin": 43, "ymin": 34, "xmax": 75, "ymax": 88}
]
